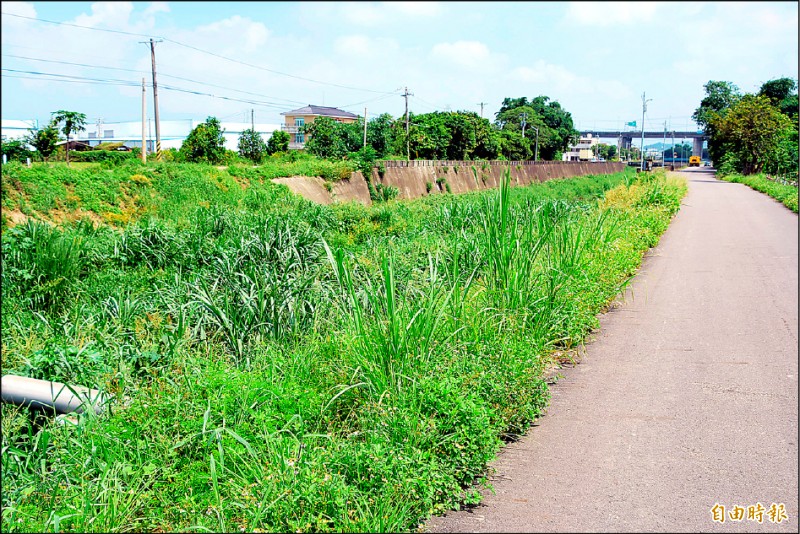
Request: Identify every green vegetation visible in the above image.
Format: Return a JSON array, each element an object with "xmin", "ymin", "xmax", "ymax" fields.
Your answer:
[
  {"xmin": 1, "ymin": 138, "xmax": 33, "ymax": 163},
  {"xmin": 51, "ymin": 110, "xmax": 87, "ymax": 166},
  {"xmin": 1, "ymin": 160, "xmax": 685, "ymax": 532},
  {"xmin": 238, "ymin": 128, "xmax": 269, "ymax": 163},
  {"xmin": 266, "ymin": 130, "xmax": 290, "ymax": 156},
  {"xmin": 25, "ymin": 122, "xmax": 61, "ymax": 162},
  {"xmin": 695, "ymin": 77, "xmax": 798, "ymax": 178},
  {"xmin": 180, "ymin": 116, "xmax": 227, "ymax": 164},
  {"xmin": 718, "ymin": 173, "xmax": 798, "ymax": 212}
]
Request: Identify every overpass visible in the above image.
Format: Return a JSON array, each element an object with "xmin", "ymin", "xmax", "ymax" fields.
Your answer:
[{"xmin": 581, "ymin": 130, "xmax": 707, "ymax": 157}]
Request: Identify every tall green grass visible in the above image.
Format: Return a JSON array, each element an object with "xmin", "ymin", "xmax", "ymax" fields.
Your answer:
[{"xmin": 1, "ymin": 164, "xmax": 686, "ymax": 532}]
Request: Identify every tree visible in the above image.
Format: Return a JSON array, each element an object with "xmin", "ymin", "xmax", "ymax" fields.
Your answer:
[
  {"xmin": 366, "ymin": 113, "xmax": 396, "ymax": 158},
  {"xmin": 494, "ymin": 96, "xmax": 578, "ymax": 160},
  {"xmin": 1, "ymin": 138, "xmax": 32, "ymax": 163},
  {"xmin": 266, "ymin": 130, "xmax": 290, "ymax": 155},
  {"xmin": 180, "ymin": 117, "xmax": 226, "ymax": 164},
  {"xmin": 527, "ymin": 96, "xmax": 579, "ymax": 160},
  {"xmin": 712, "ymin": 94, "xmax": 791, "ymax": 175},
  {"xmin": 692, "ymin": 81, "xmax": 742, "ymax": 129},
  {"xmin": 597, "ymin": 143, "xmax": 617, "ymax": 161},
  {"xmin": 26, "ymin": 122, "xmax": 61, "ymax": 162},
  {"xmin": 51, "ymin": 110, "xmax": 87, "ymax": 165},
  {"xmin": 304, "ymin": 116, "xmax": 348, "ymax": 159},
  {"xmin": 758, "ymin": 77, "xmax": 797, "ymax": 106},
  {"xmin": 238, "ymin": 128, "xmax": 267, "ymax": 163},
  {"xmin": 497, "ymin": 129, "xmax": 532, "ymax": 160}
]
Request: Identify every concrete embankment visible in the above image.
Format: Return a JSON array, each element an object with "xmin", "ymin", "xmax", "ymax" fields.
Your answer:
[{"xmin": 272, "ymin": 160, "xmax": 626, "ymax": 205}]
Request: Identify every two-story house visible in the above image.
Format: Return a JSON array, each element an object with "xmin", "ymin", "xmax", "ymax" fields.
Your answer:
[
  {"xmin": 280, "ymin": 105, "xmax": 359, "ymax": 149},
  {"xmin": 563, "ymin": 133, "xmax": 599, "ymax": 161}
]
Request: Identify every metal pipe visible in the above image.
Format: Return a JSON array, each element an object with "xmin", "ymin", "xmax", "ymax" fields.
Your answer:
[{"xmin": 1, "ymin": 375, "xmax": 109, "ymax": 415}]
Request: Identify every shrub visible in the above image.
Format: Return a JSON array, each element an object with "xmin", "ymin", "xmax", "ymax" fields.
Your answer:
[
  {"xmin": 266, "ymin": 130, "xmax": 290, "ymax": 155},
  {"xmin": 180, "ymin": 117, "xmax": 227, "ymax": 164},
  {"xmin": 71, "ymin": 150, "xmax": 138, "ymax": 164},
  {"xmin": 238, "ymin": 128, "xmax": 268, "ymax": 163}
]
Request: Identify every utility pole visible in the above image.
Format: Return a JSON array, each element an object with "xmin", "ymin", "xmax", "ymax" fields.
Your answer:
[
  {"xmin": 251, "ymin": 109, "xmax": 255, "ymax": 131},
  {"xmin": 96, "ymin": 117, "xmax": 103, "ymax": 140},
  {"xmin": 478, "ymin": 102, "xmax": 487, "ymax": 118},
  {"xmin": 640, "ymin": 92, "xmax": 652, "ymax": 171},
  {"xmin": 402, "ymin": 86, "xmax": 413, "ymax": 160},
  {"xmin": 363, "ymin": 107, "xmax": 368, "ymax": 149},
  {"xmin": 519, "ymin": 112, "xmax": 527, "ymax": 138},
  {"xmin": 672, "ymin": 130, "xmax": 675, "ymax": 165},
  {"xmin": 141, "ymin": 78, "xmax": 147, "ymax": 163},
  {"xmin": 142, "ymin": 38, "xmax": 163, "ymax": 160},
  {"xmin": 662, "ymin": 121, "xmax": 667, "ymax": 167}
]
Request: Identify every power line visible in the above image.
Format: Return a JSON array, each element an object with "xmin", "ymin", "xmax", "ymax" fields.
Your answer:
[
  {"xmin": 3, "ymin": 52, "xmax": 310, "ymax": 106},
  {"xmin": 2, "ymin": 11, "xmax": 398, "ymax": 95},
  {"xmin": 1, "ymin": 68, "xmax": 140, "ymax": 86},
  {"xmin": 340, "ymin": 92, "xmax": 399, "ymax": 110},
  {"xmin": 1, "ymin": 68, "xmax": 299, "ymax": 110}
]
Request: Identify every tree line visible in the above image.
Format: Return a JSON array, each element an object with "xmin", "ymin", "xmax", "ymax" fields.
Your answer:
[
  {"xmin": 2, "ymin": 95, "xmax": 581, "ymax": 167},
  {"xmin": 693, "ymin": 77, "xmax": 798, "ymax": 176}
]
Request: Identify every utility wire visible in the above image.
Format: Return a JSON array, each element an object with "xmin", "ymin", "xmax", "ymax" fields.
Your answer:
[
  {"xmin": 2, "ymin": 53, "xmax": 308, "ymax": 105},
  {"xmin": 2, "ymin": 68, "xmax": 296, "ymax": 110},
  {"xmin": 2, "ymin": 11, "xmax": 399, "ymax": 95}
]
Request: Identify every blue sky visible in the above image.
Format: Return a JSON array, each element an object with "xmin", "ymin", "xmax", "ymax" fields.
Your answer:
[{"xmin": 2, "ymin": 1, "xmax": 798, "ymax": 137}]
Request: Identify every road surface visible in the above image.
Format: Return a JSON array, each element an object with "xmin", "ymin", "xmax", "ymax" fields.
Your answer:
[{"xmin": 425, "ymin": 168, "xmax": 798, "ymax": 532}]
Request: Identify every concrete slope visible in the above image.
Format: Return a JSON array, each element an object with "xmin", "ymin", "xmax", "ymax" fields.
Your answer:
[{"xmin": 425, "ymin": 168, "xmax": 798, "ymax": 533}]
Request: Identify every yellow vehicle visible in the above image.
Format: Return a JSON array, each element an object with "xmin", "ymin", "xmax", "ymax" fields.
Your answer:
[{"xmin": 689, "ymin": 155, "xmax": 701, "ymax": 167}]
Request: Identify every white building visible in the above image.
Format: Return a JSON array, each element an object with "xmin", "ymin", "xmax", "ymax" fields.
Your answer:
[
  {"xmin": 563, "ymin": 133, "xmax": 599, "ymax": 161},
  {"xmin": 1, "ymin": 119, "xmax": 38, "ymax": 142}
]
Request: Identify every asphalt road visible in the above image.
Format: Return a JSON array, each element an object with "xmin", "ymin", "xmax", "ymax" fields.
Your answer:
[{"xmin": 425, "ymin": 168, "xmax": 798, "ymax": 533}]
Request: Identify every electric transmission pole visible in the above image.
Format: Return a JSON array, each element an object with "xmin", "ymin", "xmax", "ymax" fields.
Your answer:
[
  {"xmin": 478, "ymin": 102, "xmax": 487, "ymax": 118},
  {"xmin": 251, "ymin": 109, "xmax": 255, "ymax": 131},
  {"xmin": 363, "ymin": 107, "xmax": 368, "ymax": 148},
  {"xmin": 402, "ymin": 86, "xmax": 413, "ymax": 160},
  {"xmin": 142, "ymin": 38, "xmax": 163, "ymax": 160},
  {"xmin": 141, "ymin": 78, "xmax": 147, "ymax": 163},
  {"xmin": 640, "ymin": 92, "xmax": 652, "ymax": 171}
]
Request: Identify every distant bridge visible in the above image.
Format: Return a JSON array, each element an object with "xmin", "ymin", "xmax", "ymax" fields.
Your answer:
[{"xmin": 581, "ymin": 130, "xmax": 708, "ymax": 157}]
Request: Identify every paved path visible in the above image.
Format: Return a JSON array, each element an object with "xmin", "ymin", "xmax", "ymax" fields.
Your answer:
[{"xmin": 426, "ymin": 168, "xmax": 798, "ymax": 533}]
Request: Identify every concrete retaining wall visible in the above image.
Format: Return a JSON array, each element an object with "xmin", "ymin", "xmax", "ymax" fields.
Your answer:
[{"xmin": 272, "ymin": 160, "xmax": 625, "ymax": 206}]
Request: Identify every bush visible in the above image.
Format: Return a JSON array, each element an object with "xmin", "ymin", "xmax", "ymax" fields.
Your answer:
[
  {"xmin": 70, "ymin": 150, "xmax": 138, "ymax": 164},
  {"xmin": 1, "ymin": 139, "xmax": 32, "ymax": 163},
  {"xmin": 238, "ymin": 128, "xmax": 268, "ymax": 163},
  {"xmin": 267, "ymin": 130, "xmax": 290, "ymax": 155},
  {"xmin": 180, "ymin": 117, "xmax": 227, "ymax": 164}
]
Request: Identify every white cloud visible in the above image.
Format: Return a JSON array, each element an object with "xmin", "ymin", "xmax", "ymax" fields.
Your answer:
[
  {"xmin": 385, "ymin": 2, "xmax": 443, "ymax": 17},
  {"xmin": 1, "ymin": 1, "xmax": 36, "ymax": 18},
  {"xmin": 74, "ymin": 1, "xmax": 135, "ymax": 29},
  {"xmin": 143, "ymin": 2, "xmax": 170, "ymax": 17},
  {"xmin": 336, "ymin": 1, "xmax": 443, "ymax": 26},
  {"xmin": 566, "ymin": 1, "xmax": 661, "ymax": 26},
  {"xmin": 193, "ymin": 15, "xmax": 270, "ymax": 53},
  {"xmin": 333, "ymin": 34, "xmax": 399, "ymax": 60},
  {"xmin": 430, "ymin": 40, "xmax": 491, "ymax": 69},
  {"xmin": 339, "ymin": 3, "xmax": 385, "ymax": 26},
  {"xmin": 511, "ymin": 60, "xmax": 633, "ymax": 102}
]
